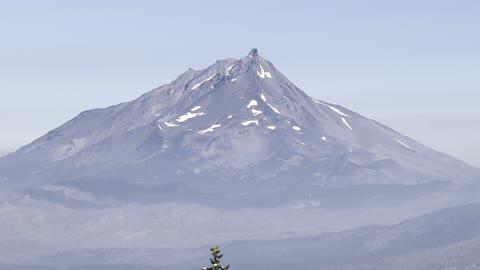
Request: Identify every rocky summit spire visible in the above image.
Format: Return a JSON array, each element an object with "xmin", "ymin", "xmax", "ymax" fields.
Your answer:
[{"xmin": 248, "ymin": 48, "xmax": 259, "ymax": 57}]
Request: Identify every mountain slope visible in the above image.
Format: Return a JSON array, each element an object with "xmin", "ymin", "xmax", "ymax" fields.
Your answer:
[
  {"xmin": 3, "ymin": 201, "xmax": 480, "ymax": 269},
  {"xmin": 221, "ymin": 202, "xmax": 480, "ymax": 270},
  {"xmin": 0, "ymin": 49, "xmax": 478, "ymax": 190}
]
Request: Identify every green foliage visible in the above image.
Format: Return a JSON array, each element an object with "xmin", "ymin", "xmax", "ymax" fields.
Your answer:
[{"xmin": 202, "ymin": 246, "xmax": 230, "ymax": 270}]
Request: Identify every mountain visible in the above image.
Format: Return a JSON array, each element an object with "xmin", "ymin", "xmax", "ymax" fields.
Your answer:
[
  {"xmin": 217, "ymin": 202, "xmax": 480, "ymax": 270},
  {"xmin": 0, "ymin": 48, "xmax": 478, "ymax": 194},
  {"xmin": 3, "ymin": 200, "xmax": 480, "ymax": 270},
  {"xmin": 1, "ymin": 48, "xmax": 480, "ymax": 269}
]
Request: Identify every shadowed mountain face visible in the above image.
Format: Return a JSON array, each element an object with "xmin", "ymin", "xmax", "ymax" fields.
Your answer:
[{"xmin": 0, "ymin": 49, "xmax": 478, "ymax": 193}]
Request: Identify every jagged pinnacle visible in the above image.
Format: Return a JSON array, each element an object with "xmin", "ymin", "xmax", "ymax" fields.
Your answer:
[{"xmin": 248, "ymin": 48, "xmax": 259, "ymax": 57}]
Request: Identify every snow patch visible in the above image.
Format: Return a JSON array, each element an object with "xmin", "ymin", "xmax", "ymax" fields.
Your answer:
[
  {"xmin": 396, "ymin": 139, "xmax": 413, "ymax": 150},
  {"xmin": 157, "ymin": 124, "xmax": 166, "ymax": 132},
  {"xmin": 257, "ymin": 65, "xmax": 272, "ymax": 79},
  {"xmin": 292, "ymin": 126, "xmax": 301, "ymax": 131},
  {"xmin": 294, "ymin": 139, "xmax": 306, "ymax": 146},
  {"xmin": 164, "ymin": 121, "xmax": 179, "ymax": 127},
  {"xmin": 227, "ymin": 115, "xmax": 233, "ymax": 119},
  {"xmin": 267, "ymin": 126, "xmax": 276, "ymax": 130},
  {"xmin": 225, "ymin": 65, "xmax": 234, "ymax": 76},
  {"xmin": 312, "ymin": 99, "xmax": 349, "ymax": 117},
  {"xmin": 198, "ymin": 124, "xmax": 221, "ymax": 135},
  {"xmin": 267, "ymin": 103, "xmax": 280, "ymax": 114},
  {"xmin": 191, "ymin": 74, "xmax": 216, "ymax": 90},
  {"xmin": 191, "ymin": 106, "xmax": 201, "ymax": 112},
  {"xmin": 242, "ymin": 120, "xmax": 259, "ymax": 126},
  {"xmin": 251, "ymin": 109, "xmax": 262, "ymax": 116},
  {"xmin": 231, "ymin": 79, "xmax": 237, "ymax": 82},
  {"xmin": 247, "ymin": 100, "xmax": 258, "ymax": 108},
  {"xmin": 176, "ymin": 112, "xmax": 205, "ymax": 123},
  {"xmin": 321, "ymin": 136, "xmax": 327, "ymax": 142},
  {"xmin": 260, "ymin": 93, "xmax": 280, "ymax": 114},
  {"xmin": 341, "ymin": 117, "xmax": 353, "ymax": 130}
]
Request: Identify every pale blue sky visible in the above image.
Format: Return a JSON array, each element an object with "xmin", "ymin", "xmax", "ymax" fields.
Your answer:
[{"xmin": 1, "ymin": 0, "xmax": 479, "ymax": 166}]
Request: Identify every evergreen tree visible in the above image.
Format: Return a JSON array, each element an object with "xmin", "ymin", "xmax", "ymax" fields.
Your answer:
[{"xmin": 202, "ymin": 246, "xmax": 230, "ymax": 270}]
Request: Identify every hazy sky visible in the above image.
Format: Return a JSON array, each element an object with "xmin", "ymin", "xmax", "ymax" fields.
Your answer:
[{"xmin": 1, "ymin": 0, "xmax": 479, "ymax": 167}]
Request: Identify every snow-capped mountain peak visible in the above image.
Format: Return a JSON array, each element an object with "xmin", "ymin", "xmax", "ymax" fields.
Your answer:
[{"xmin": 1, "ymin": 49, "xmax": 479, "ymax": 189}]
